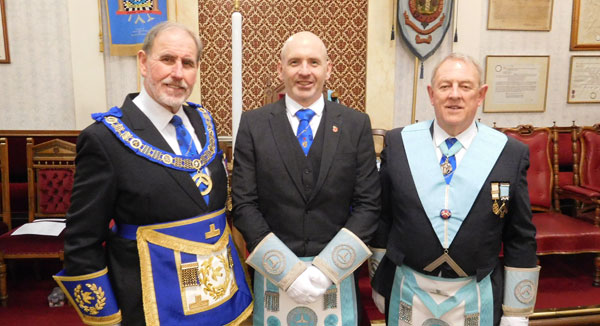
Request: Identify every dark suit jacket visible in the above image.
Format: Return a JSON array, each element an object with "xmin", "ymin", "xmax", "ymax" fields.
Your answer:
[
  {"xmin": 63, "ymin": 93, "xmax": 227, "ymax": 326},
  {"xmin": 371, "ymin": 125, "xmax": 537, "ymax": 325},
  {"xmin": 232, "ymin": 98, "xmax": 380, "ymax": 257}
]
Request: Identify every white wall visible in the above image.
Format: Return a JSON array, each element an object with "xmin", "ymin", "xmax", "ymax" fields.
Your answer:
[
  {"xmin": 392, "ymin": 0, "xmax": 600, "ymax": 129},
  {"xmin": 0, "ymin": 0, "xmax": 76, "ymax": 130}
]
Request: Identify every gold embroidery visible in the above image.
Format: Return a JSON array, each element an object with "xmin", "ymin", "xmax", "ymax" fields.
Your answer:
[
  {"xmin": 103, "ymin": 105, "xmax": 217, "ymax": 173},
  {"xmin": 198, "ymin": 254, "xmax": 232, "ymax": 300},
  {"xmin": 205, "ymin": 224, "xmax": 220, "ymax": 239},
  {"xmin": 74, "ymin": 283, "xmax": 106, "ymax": 315}
]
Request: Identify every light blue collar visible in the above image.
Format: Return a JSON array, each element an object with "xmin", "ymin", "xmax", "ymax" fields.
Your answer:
[{"xmin": 402, "ymin": 121, "xmax": 507, "ymax": 247}]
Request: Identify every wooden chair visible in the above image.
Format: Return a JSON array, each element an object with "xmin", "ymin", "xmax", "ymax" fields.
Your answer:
[
  {"xmin": 0, "ymin": 138, "xmax": 10, "ymax": 306},
  {"xmin": 500, "ymin": 125, "xmax": 600, "ymax": 286},
  {"xmin": 0, "ymin": 138, "xmax": 10, "ymax": 232},
  {"xmin": 551, "ymin": 122, "xmax": 581, "ymax": 213},
  {"xmin": 559, "ymin": 124, "xmax": 600, "ymax": 227},
  {"xmin": 372, "ymin": 128, "xmax": 387, "ymax": 170},
  {"xmin": 0, "ymin": 138, "xmax": 76, "ymax": 305}
]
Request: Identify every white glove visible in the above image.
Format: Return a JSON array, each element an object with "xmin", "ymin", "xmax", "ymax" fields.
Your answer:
[
  {"xmin": 286, "ymin": 268, "xmax": 323, "ymax": 304},
  {"xmin": 500, "ymin": 316, "xmax": 528, "ymax": 326},
  {"xmin": 307, "ymin": 265, "xmax": 333, "ymax": 291},
  {"xmin": 372, "ymin": 289, "xmax": 385, "ymax": 314}
]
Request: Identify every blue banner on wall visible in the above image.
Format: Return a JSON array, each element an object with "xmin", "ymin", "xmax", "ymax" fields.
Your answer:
[{"xmin": 106, "ymin": 0, "xmax": 168, "ymax": 56}]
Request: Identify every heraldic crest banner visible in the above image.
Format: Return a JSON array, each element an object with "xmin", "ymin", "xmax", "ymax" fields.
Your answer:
[
  {"xmin": 105, "ymin": 0, "xmax": 168, "ymax": 56},
  {"xmin": 397, "ymin": 0, "xmax": 454, "ymax": 61}
]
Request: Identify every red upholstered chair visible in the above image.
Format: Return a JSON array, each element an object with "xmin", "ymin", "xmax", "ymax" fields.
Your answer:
[
  {"xmin": 500, "ymin": 125, "xmax": 600, "ymax": 287},
  {"xmin": 559, "ymin": 124, "xmax": 600, "ymax": 227},
  {"xmin": 0, "ymin": 138, "xmax": 76, "ymax": 305}
]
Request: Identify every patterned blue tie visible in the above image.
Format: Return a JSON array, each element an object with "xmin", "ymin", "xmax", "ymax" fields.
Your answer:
[
  {"xmin": 171, "ymin": 115, "xmax": 209, "ymax": 204},
  {"xmin": 296, "ymin": 109, "xmax": 316, "ymax": 156},
  {"xmin": 439, "ymin": 137, "xmax": 462, "ymax": 184}
]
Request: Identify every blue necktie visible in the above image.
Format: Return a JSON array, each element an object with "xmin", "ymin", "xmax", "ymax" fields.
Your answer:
[
  {"xmin": 296, "ymin": 109, "xmax": 316, "ymax": 156},
  {"xmin": 439, "ymin": 138, "xmax": 462, "ymax": 184},
  {"xmin": 171, "ymin": 115, "xmax": 209, "ymax": 204}
]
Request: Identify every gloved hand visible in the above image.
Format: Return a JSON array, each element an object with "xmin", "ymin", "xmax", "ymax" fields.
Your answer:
[
  {"xmin": 286, "ymin": 268, "xmax": 323, "ymax": 304},
  {"xmin": 306, "ymin": 265, "xmax": 333, "ymax": 292},
  {"xmin": 499, "ymin": 316, "xmax": 528, "ymax": 326},
  {"xmin": 372, "ymin": 289, "xmax": 385, "ymax": 314}
]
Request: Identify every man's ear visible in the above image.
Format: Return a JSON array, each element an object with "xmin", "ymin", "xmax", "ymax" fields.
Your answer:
[
  {"xmin": 277, "ymin": 61, "xmax": 283, "ymax": 82},
  {"xmin": 427, "ymin": 85, "xmax": 435, "ymax": 106},
  {"xmin": 138, "ymin": 50, "xmax": 148, "ymax": 77},
  {"xmin": 477, "ymin": 84, "xmax": 489, "ymax": 106}
]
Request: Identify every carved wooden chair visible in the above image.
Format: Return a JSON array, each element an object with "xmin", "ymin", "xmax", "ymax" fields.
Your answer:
[
  {"xmin": 559, "ymin": 124, "xmax": 600, "ymax": 227},
  {"xmin": 500, "ymin": 125, "xmax": 600, "ymax": 286},
  {"xmin": 551, "ymin": 122, "xmax": 581, "ymax": 213},
  {"xmin": 0, "ymin": 138, "xmax": 10, "ymax": 306},
  {"xmin": 0, "ymin": 138, "xmax": 76, "ymax": 305},
  {"xmin": 0, "ymin": 138, "xmax": 10, "ymax": 233}
]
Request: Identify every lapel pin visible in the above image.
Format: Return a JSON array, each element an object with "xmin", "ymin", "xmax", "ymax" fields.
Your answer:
[{"xmin": 332, "ymin": 125, "xmax": 338, "ymax": 133}]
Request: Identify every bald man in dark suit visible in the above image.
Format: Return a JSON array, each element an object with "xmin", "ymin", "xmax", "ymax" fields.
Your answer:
[{"xmin": 232, "ymin": 31, "xmax": 380, "ymax": 326}]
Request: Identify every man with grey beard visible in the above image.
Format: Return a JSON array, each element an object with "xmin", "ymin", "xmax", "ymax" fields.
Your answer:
[{"xmin": 54, "ymin": 22, "xmax": 252, "ymax": 326}]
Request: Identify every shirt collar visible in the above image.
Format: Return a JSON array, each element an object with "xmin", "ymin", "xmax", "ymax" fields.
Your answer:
[
  {"xmin": 133, "ymin": 87, "xmax": 183, "ymax": 131},
  {"xmin": 433, "ymin": 119, "xmax": 478, "ymax": 150},
  {"xmin": 285, "ymin": 94, "xmax": 324, "ymax": 118}
]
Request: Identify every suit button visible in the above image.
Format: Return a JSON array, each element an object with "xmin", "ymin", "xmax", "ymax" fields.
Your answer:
[{"xmin": 304, "ymin": 168, "xmax": 311, "ymax": 174}]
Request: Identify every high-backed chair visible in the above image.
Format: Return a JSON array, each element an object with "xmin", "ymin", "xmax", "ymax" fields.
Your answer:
[
  {"xmin": 551, "ymin": 122, "xmax": 581, "ymax": 212},
  {"xmin": 500, "ymin": 125, "xmax": 600, "ymax": 286},
  {"xmin": 559, "ymin": 124, "xmax": 600, "ymax": 227},
  {"xmin": 0, "ymin": 138, "xmax": 76, "ymax": 305}
]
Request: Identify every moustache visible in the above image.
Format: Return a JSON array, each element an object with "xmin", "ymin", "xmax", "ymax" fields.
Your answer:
[{"xmin": 163, "ymin": 78, "xmax": 189, "ymax": 90}]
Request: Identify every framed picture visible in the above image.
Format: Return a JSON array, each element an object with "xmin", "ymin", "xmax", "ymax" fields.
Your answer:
[
  {"xmin": 487, "ymin": 0, "xmax": 553, "ymax": 31},
  {"xmin": 0, "ymin": 0, "xmax": 9, "ymax": 63},
  {"xmin": 567, "ymin": 56, "xmax": 600, "ymax": 103},
  {"xmin": 483, "ymin": 55, "xmax": 550, "ymax": 113},
  {"xmin": 570, "ymin": 0, "xmax": 600, "ymax": 50}
]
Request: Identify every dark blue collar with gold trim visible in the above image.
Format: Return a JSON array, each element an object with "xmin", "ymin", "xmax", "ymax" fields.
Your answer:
[{"xmin": 91, "ymin": 102, "xmax": 219, "ymax": 173}]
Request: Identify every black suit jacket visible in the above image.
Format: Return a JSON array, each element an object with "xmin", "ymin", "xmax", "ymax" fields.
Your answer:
[
  {"xmin": 232, "ymin": 98, "xmax": 380, "ymax": 257},
  {"xmin": 63, "ymin": 93, "xmax": 227, "ymax": 326},
  {"xmin": 371, "ymin": 126, "xmax": 537, "ymax": 324}
]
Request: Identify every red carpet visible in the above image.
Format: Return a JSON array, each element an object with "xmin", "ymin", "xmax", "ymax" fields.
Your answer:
[
  {"xmin": 536, "ymin": 253, "xmax": 600, "ymax": 310},
  {"xmin": 0, "ymin": 260, "xmax": 81, "ymax": 326},
  {"xmin": 0, "ymin": 255, "xmax": 598, "ymax": 325}
]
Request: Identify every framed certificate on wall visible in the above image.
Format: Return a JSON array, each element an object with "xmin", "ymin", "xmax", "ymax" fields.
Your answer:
[
  {"xmin": 483, "ymin": 56, "xmax": 550, "ymax": 113},
  {"xmin": 487, "ymin": 0, "xmax": 553, "ymax": 31},
  {"xmin": 570, "ymin": 0, "xmax": 600, "ymax": 50},
  {"xmin": 567, "ymin": 56, "xmax": 600, "ymax": 103},
  {"xmin": 0, "ymin": 0, "xmax": 10, "ymax": 63}
]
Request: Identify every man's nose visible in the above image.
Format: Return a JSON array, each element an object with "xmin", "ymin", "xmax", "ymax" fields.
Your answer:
[
  {"xmin": 171, "ymin": 61, "xmax": 184, "ymax": 78},
  {"xmin": 298, "ymin": 61, "xmax": 310, "ymax": 75},
  {"xmin": 449, "ymin": 84, "xmax": 460, "ymax": 98}
]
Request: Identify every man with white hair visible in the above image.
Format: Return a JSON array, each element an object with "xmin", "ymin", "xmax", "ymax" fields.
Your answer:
[
  {"xmin": 55, "ymin": 22, "xmax": 252, "ymax": 326},
  {"xmin": 370, "ymin": 53, "xmax": 539, "ymax": 326}
]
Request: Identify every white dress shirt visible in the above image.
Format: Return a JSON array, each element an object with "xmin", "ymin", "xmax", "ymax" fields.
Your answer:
[
  {"xmin": 285, "ymin": 94, "xmax": 325, "ymax": 138},
  {"xmin": 432, "ymin": 120, "xmax": 478, "ymax": 167},
  {"xmin": 133, "ymin": 87, "xmax": 203, "ymax": 156}
]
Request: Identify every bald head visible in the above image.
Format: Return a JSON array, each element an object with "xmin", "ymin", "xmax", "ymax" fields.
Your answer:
[
  {"xmin": 277, "ymin": 31, "xmax": 332, "ymax": 107},
  {"xmin": 280, "ymin": 31, "xmax": 328, "ymax": 61}
]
